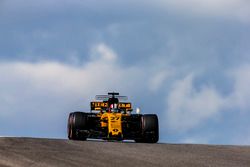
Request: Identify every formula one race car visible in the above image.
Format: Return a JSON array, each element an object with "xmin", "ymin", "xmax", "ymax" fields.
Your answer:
[{"xmin": 67, "ymin": 92, "xmax": 159, "ymax": 143}]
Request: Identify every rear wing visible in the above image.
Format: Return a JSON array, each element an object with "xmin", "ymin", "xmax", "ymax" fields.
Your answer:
[
  {"xmin": 95, "ymin": 95, "xmax": 128, "ymax": 101},
  {"xmin": 90, "ymin": 102, "xmax": 132, "ymax": 111}
]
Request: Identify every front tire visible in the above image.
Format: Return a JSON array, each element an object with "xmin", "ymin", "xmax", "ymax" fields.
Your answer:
[
  {"xmin": 135, "ymin": 114, "xmax": 159, "ymax": 143},
  {"xmin": 67, "ymin": 112, "xmax": 88, "ymax": 140}
]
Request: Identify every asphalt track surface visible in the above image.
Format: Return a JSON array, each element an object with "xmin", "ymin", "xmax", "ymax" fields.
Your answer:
[{"xmin": 0, "ymin": 137, "xmax": 250, "ymax": 167}]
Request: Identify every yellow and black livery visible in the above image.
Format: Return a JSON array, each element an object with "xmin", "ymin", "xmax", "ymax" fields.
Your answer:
[{"xmin": 67, "ymin": 92, "xmax": 159, "ymax": 143}]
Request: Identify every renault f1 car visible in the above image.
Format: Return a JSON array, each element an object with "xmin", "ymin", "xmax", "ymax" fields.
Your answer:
[{"xmin": 67, "ymin": 92, "xmax": 159, "ymax": 143}]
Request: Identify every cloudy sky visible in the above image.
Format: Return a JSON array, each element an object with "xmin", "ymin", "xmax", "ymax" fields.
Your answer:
[{"xmin": 1, "ymin": 0, "xmax": 250, "ymax": 145}]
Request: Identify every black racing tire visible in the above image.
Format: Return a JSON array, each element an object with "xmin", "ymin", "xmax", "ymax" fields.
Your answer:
[
  {"xmin": 67, "ymin": 113, "xmax": 74, "ymax": 139},
  {"xmin": 135, "ymin": 114, "xmax": 159, "ymax": 143},
  {"xmin": 67, "ymin": 112, "xmax": 88, "ymax": 140}
]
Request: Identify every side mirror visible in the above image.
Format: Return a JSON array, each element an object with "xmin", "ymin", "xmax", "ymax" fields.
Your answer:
[{"xmin": 136, "ymin": 107, "xmax": 141, "ymax": 114}]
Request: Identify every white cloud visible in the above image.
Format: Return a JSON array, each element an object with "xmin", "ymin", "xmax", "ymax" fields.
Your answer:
[
  {"xmin": 0, "ymin": 44, "xmax": 142, "ymax": 96},
  {"xmin": 228, "ymin": 64, "xmax": 250, "ymax": 111},
  {"xmin": 165, "ymin": 64, "xmax": 250, "ymax": 133},
  {"xmin": 149, "ymin": 71, "xmax": 169, "ymax": 92},
  {"xmin": 91, "ymin": 43, "xmax": 117, "ymax": 62},
  {"xmin": 166, "ymin": 74, "xmax": 225, "ymax": 131}
]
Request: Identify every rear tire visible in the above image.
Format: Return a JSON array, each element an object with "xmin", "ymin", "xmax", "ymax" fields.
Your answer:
[
  {"xmin": 135, "ymin": 114, "xmax": 159, "ymax": 143},
  {"xmin": 67, "ymin": 112, "xmax": 88, "ymax": 140}
]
